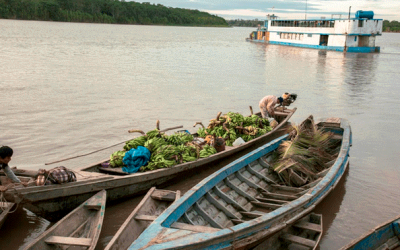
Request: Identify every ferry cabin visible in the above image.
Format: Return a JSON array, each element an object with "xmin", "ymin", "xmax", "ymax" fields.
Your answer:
[{"xmin": 248, "ymin": 11, "xmax": 383, "ymax": 53}]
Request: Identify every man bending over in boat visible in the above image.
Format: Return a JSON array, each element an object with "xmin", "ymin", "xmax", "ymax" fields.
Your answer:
[
  {"xmin": 0, "ymin": 146, "xmax": 27, "ymax": 187},
  {"xmin": 259, "ymin": 93, "xmax": 296, "ymax": 119}
]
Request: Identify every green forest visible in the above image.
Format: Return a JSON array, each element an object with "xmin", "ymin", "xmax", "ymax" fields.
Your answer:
[
  {"xmin": 383, "ymin": 20, "xmax": 400, "ymax": 32},
  {"xmin": 0, "ymin": 0, "xmax": 229, "ymax": 26}
]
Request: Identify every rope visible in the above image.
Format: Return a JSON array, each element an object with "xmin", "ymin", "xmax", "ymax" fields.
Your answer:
[
  {"xmin": 44, "ymin": 139, "xmax": 133, "ymax": 165},
  {"xmin": 0, "ymin": 184, "xmax": 20, "ymax": 214}
]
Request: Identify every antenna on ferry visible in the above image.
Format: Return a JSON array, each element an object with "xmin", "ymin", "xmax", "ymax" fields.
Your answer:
[
  {"xmin": 348, "ymin": 6, "xmax": 351, "ymax": 19},
  {"xmin": 305, "ymin": 0, "xmax": 308, "ymax": 20}
]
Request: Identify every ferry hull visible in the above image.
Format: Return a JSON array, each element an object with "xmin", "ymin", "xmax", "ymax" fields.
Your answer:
[{"xmin": 246, "ymin": 38, "xmax": 380, "ymax": 53}]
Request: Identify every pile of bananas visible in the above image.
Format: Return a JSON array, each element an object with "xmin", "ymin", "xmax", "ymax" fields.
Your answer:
[
  {"xmin": 110, "ymin": 150, "xmax": 126, "ymax": 168},
  {"xmin": 196, "ymin": 112, "xmax": 272, "ymax": 146},
  {"xmin": 109, "ymin": 130, "xmax": 217, "ymax": 172},
  {"xmin": 199, "ymin": 145, "xmax": 217, "ymax": 158}
]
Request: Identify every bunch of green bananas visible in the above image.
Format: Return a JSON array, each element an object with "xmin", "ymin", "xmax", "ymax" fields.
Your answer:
[
  {"xmin": 142, "ymin": 154, "xmax": 176, "ymax": 171},
  {"xmin": 224, "ymin": 129, "xmax": 238, "ymax": 146},
  {"xmin": 124, "ymin": 136, "xmax": 147, "ymax": 151},
  {"xmin": 177, "ymin": 144, "xmax": 198, "ymax": 162},
  {"xmin": 144, "ymin": 137, "xmax": 168, "ymax": 153},
  {"xmin": 196, "ymin": 112, "xmax": 272, "ymax": 144},
  {"xmin": 199, "ymin": 145, "xmax": 217, "ymax": 158},
  {"xmin": 197, "ymin": 128, "xmax": 208, "ymax": 137},
  {"xmin": 146, "ymin": 129, "xmax": 162, "ymax": 139},
  {"xmin": 110, "ymin": 150, "xmax": 126, "ymax": 168},
  {"xmin": 226, "ymin": 112, "xmax": 245, "ymax": 124},
  {"xmin": 164, "ymin": 132, "xmax": 194, "ymax": 146}
]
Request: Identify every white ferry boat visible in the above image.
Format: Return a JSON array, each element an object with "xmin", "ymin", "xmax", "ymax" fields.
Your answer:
[{"xmin": 246, "ymin": 10, "xmax": 383, "ymax": 53}]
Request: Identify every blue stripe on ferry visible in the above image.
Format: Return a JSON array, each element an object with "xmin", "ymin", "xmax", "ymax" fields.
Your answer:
[
  {"xmin": 267, "ymin": 41, "xmax": 344, "ymax": 51},
  {"xmin": 347, "ymin": 47, "xmax": 380, "ymax": 53}
]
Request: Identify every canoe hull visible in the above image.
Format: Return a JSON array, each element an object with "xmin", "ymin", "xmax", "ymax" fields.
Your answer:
[
  {"xmin": 340, "ymin": 215, "xmax": 400, "ymax": 250},
  {"xmin": 24, "ymin": 189, "xmax": 106, "ymax": 250},
  {"xmin": 128, "ymin": 117, "xmax": 352, "ymax": 250},
  {"xmin": 3, "ymin": 108, "xmax": 295, "ymax": 221},
  {"xmin": 105, "ymin": 187, "xmax": 180, "ymax": 250}
]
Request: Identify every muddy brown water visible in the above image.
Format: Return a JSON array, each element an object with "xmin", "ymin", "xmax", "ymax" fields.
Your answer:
[{"xmin": 1, "ymin": 19, "xmax": 400, "ymax": 249}]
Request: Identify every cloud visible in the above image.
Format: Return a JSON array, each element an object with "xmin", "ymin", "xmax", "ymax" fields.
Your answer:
[{"xmin": 135, "ymin": 0, "xmax": 400, "ymax": 20}]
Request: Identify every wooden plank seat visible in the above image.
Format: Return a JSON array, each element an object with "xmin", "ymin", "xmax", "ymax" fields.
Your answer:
[
  {"xmin": 293, "ymin": 220, "xmax": 322, "ymax": 233},
  {"xmin": 261, "ymin": 192, "xmax": 298, "ymax": 201},
  {"xmin": 256, "ymin": 197, "xmax": 289, "ymax": 205},
  {"xmin": 251, "ymin": 201, "xmax": 282, "ymax": 209},
  {"xmin": 280, "ymin": 233, "xmax": 316, "ymax": 248},
  {"xmin": 151, "ymin": 190, "xmax": 176, "ymax": 201},
  {"xmin": 45, "ymin": 236, "xmax": 92, "ymax": 246}
]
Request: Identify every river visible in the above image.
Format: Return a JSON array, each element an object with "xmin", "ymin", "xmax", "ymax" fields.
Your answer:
[{"xmin": 1, "ymin": 19, "xmax": 400, "ymax": 249}]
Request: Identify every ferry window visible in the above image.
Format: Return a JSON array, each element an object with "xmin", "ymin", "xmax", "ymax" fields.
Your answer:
[
  {"xmin": 354, "ymin": 36, "xmax": 357, "ymax": 41},
  {"xmin": 308, "ymin": 34, "xmax": 312, "ymax": 37},
  {"xmin": 358, "ymin": 20, "xmax": 363, "ymax": 27}
]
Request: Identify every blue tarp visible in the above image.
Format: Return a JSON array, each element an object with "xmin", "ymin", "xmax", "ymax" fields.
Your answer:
[{"xmin": 122, "ymin": 146, "xmax": 151, "ymax": 174}]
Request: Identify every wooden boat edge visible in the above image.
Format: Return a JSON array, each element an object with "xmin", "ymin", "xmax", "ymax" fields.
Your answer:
[
  {"xmin": 339, "ymin": 214, "xmax": 400, "ymax": 250},
  {"xmin": 105, "ymin": 187, "xmax": 180, "ymax": 250},
  {"xmin": 6, "ymin": 108, "xmax": 296, "ymax": 199},
  {"xmin": 129, "ymin": 117, "xmax": 351, "ymax": 250},
  {"xmin": 23, "ymin": 189, "xmax": 107, "ymax": 250}
]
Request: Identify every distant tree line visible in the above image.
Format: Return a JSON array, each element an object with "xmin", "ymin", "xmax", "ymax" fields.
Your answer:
[
  {"xmin": 227, "ymin": 19, "xmax": 264, "ymax": 27},
  {"xmin": 0, "ymin": 0, "xmax": 229, "ymax": 27},
  {"xmin": 383, "ymin": 20, "xmax": 400, "ymax": 32}
]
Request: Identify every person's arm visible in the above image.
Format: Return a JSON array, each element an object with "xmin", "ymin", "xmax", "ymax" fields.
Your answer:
[
  {"xmin": 3, "ymin": 164, "xmax": 21, "ymax": 183},
  {"xmin": 267, "ymin": 102, "xmax": 275, "ymax": 118}
]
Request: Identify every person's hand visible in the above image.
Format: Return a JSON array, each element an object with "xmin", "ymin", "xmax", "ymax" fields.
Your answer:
[
  {"xmin": 21, "ymin": 181, "xmax": 29, "ymax": 187},
  {"xmin": 0, "ymin": 186, "xmax": 7, "ymax": 192}
]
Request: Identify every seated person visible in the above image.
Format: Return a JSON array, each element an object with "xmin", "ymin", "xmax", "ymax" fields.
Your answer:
[{"xmin": 0, "ymin": 146, "xmax": 27, "ymax": 186}]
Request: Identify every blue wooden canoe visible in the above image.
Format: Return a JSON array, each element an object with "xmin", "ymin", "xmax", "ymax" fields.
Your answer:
[
  {"xmin": 340, "ymin": 215, "xmax": 400, "ymax": 250},
  {"xmin": 128, "ymin": 117, "xmax": 352, "ymax": 250}
]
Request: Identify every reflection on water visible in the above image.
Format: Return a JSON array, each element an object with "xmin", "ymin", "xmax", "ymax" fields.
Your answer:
[
  {"xmin": 313, "ymin": 166, "xmax": 349, "ymax": 249},
  {"xmin": 0, "ymin": 207, "xmax": 51, "ymax": 249},
  {"xmin": 1, "ymin": 20, "xmax": 400, "ymax": 250}
]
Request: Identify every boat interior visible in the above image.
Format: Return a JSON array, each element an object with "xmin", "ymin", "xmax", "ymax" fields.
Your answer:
[{"xmin": 174, "ymin": 123, "xmax": 343, "ymax": 231}]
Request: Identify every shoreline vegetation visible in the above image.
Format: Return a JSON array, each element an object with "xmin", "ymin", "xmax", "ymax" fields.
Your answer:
[{"xmin": 0, "ymin": 0, "xmax": 229, "ymax": 27}]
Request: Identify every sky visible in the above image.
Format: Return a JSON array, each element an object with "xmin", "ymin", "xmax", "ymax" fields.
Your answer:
[{"xmin": 135, "ymin": 0, "xmax": 400, "ymax": 21}]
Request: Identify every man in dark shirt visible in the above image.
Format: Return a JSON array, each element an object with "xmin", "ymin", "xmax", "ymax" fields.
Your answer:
[{"xmin": 0, "ymin": 146, "xmax": 26, "ymax": 185}]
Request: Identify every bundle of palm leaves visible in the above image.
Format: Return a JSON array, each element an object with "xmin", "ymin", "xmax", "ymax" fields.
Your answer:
[{"xmin": 272, "ymin": 116, "xmax": 339, "ymax": 187}]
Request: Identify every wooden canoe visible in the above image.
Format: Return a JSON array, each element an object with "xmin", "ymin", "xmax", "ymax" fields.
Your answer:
[
  {"xmin": 105, "ymin": 187, "xmax": 180, "ymax": 250},
  {"xmin": 127, "ymin": 117, "xmax": 351, "ymax": 250},
  {"xmin": 340, "ymin": 214, "xmax": 400, "ymax": 250},
  {"xmin": 0, "ymin": 201, "xmax": 15, "ymax": 229},
  {"xmin": 1, "ymin": 108, "xmax": 296, "ymax": 221},
  {"xmin": 23, "ymin": 189, "xmax": 106, "ymax": 250},
  {"xmin": 253, "ymin": 213, "xmax": 322, "ymax": 250}
]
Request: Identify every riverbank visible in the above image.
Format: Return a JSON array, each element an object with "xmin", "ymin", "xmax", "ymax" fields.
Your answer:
[{"xmin": 0, "ymin": 0, "xmax": 229, "ymax": 27}]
